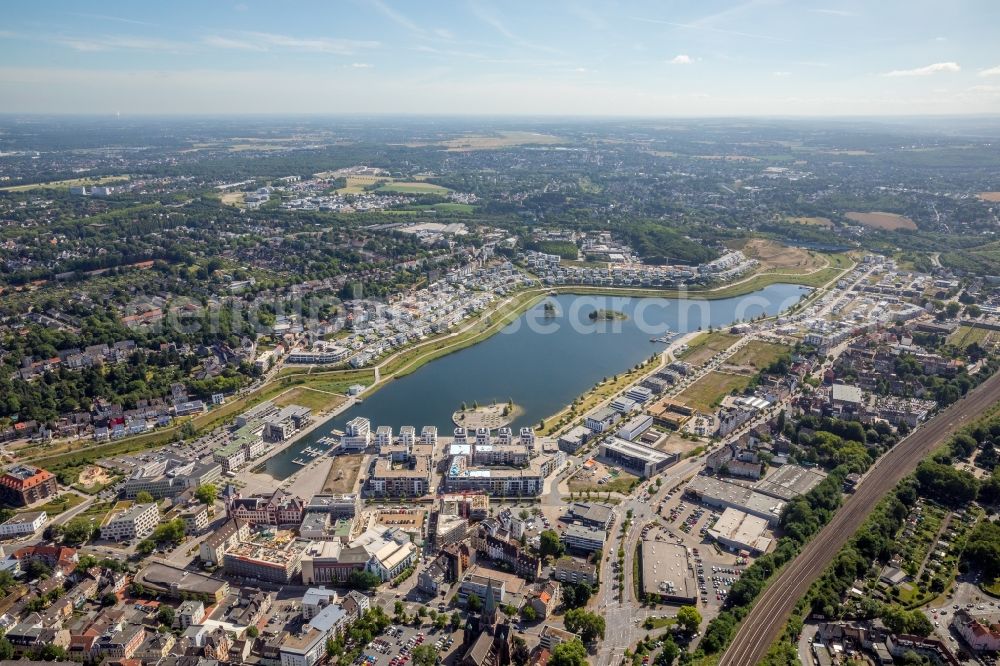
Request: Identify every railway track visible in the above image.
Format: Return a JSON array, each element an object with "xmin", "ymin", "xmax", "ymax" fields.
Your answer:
[{"xmin": 720, "ymin": 369, "xmax": 1000, "ymax": 666}]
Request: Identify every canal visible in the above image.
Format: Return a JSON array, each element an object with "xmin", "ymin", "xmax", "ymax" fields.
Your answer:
[{"xmin": 265, "ymin": 283, "xmax": 809, "ymax": 478}]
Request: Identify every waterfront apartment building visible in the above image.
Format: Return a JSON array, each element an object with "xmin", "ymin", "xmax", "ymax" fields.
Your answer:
[
  {"xmin": 367, "ymin": 455, "xmax": 432, "ymax": 497},
  {"xmin": 444, "ymin": 453, "xmax": 563, "ymax": 497},
  {"xmin": 340, "ymin": 418, "xmax": 371, "ymax": 451},
  {"xmin": 584, "ymin": 406, "xmax": 620, "ymax": 433},
  {"xmin": 102, "ymin": 503, "xmax": 160, "ymax": 542},
  {"xmin": 0, "ymin": 465, "xmax": 59, "ymax": 507}
]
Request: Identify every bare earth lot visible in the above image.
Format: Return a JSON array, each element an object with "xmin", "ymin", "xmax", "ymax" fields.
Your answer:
[
  {"xmin": 739, "ymin": 238, "xmax": 827, "ymax": 271},
  {"xmin": 978, "ymin": 192, "xmax": 1000, "ymax": 202},
  {"xmin": 323, "ymin": 454, "xmax": 364, "ymax": 494}
]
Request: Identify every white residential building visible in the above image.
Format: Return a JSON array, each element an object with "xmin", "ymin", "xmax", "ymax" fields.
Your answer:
[{"xmin": 102, "ymin": 503, "xmax": 160, "ymax": 542}]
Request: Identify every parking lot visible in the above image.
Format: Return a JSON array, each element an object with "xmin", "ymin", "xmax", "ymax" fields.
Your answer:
[
  {"xmin": 654, "ymin": 489, "xmax": 752, "ymax": 611},
  {"xmin": 354, "ymin": 622, "xmax": 464, "ymax": 666}
]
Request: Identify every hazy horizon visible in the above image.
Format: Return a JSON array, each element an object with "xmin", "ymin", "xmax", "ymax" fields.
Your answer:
[{"xmin": 3, "ymin": 0, "xmax": 1000, "ymax": 116}]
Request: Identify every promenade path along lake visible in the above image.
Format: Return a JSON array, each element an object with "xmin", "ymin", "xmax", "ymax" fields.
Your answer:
[{"xmin": 265, "ymin": 283, "xmax": 808, "ymax": 479}]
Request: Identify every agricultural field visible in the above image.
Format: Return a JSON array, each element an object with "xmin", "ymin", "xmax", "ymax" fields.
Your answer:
[
  {"xmin": 677, "ymin": 371, "xmax": 753, "ymax": 412},
  {"xmin": 845, "ymin": 211, "xmax": 917, "ymax": 230},
  {"xmin": 434, "ymin": 131, "xmax": 562, "ymax": 151},
  {"xmin": 678, "ymin": 331, "xmax": 741, "ymax": 366},
  {"xmin": 726, "ymin": 340, "xmax": 791, "ymax": 370},
  {"xmin": 978, "ymin": 192, "xmax": 1000, "ymax": 202},
  {"xmin": 337, "ymin": 174, "xmax": 391, "ymax": 194}
]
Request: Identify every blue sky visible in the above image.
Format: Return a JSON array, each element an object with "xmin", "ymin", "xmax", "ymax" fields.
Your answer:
[{"xmin": 2, "ymin": 0, "xmax": 999, "ymax": 115}]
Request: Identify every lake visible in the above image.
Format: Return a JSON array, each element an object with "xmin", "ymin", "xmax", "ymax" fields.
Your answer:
[{"xmin": 265, "ymin": 283, "xmax": 809, "ymax": 478}]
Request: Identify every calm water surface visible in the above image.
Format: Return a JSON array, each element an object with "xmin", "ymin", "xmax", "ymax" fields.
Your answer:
[{"xmin": 266, "ymin": 284, "xmax": 808, "ymax": 478}]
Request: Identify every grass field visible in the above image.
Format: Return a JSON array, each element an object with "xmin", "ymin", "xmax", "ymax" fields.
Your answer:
[
  {"xmin": 377, "ymin": 182, "xmax": 451, "ymax": 194},
  {"xmin": 786, "ymin": 216, "xmax": 833, "ymax": 227},
  {"xmin": 19, "ymin": 492, "xmax": 86, "ymax": 517},
  {"xmin": 726, "ymin": 340, "xmax": 791, "ymax": 370},
  {"xmin": 273, "ymin": 386, "xmax": 347, "ymax": 413},
  {"xmin": 948, "ymin": 325, "xmax": 993, "ymax": 349},
  {"xmin": 845, "ymin": 211, "xmax": 917, "ymax": 230},
  {"xmin": 569, "ymin": 469, "xmax": 639, "ymax": 495},
  {"xmin": 679, "ymin": 331, "xmax": 740, "ymax": 366},
  {"xmin": 0, "ymin": 175, "xmax": 128, "ymax": 192},
  {"xmin": 75, "ymin": 500, "xmax": 116, "ymax": 528},
  {"xmin": 677, "ymin": 371, "xmax": 753, "ymax": 412}
]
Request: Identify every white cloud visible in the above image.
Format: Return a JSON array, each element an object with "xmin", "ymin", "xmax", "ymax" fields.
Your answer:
[
  {"xmin": 669, "ymin": 54, "xmax": 693, "ymax": 65},
  {"xmin": 350, "ymin": 63, "xmax": 374, "ymax": 68},
  {"xmin": 52, "ymin": 35, "xmax": 188, "ymax": 52},
  {"xmin": 204, "ymin": 31, "xmax": 379, "ymax": 55},
  {"xmin": 202, "ymin": 35, "xmax": 264, "ymax": 51},
  {"xmin": 979, "ymin": 65, "xmax": 1000, "ymax": 77},
  {"xmin": 772, "ymin": 71, "xmax": 791, "ymax": 77},
  {"xmin": 884, "ymin": 62, "xmax": 960, "ymax": 77},
  {"xmin": 370, "ymin": 0, "xmax": 424, "ymax": 36}
]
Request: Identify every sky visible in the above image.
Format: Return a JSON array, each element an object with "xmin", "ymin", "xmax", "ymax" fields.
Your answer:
[{"xmin": 2, "ymin": 0, "xmax": 999, "ymax": 116}]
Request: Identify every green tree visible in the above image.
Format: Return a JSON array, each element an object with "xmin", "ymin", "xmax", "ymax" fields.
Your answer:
[
  {"xmin": 0, "ymin": 635, "xmax": 12, "ymax": 660},
  {"xmin": 157, "ymin": 605, "xmax": 175, "ymax": 627},
  {"xmin": 564, "ymin": 608, "xmax": 605, "ymax": 643},
  {"xmin": 412, "ymin": 644, "xmax": 438, "ymax": 666},
  {"xmin": 549, "ymin": 639, "xmax": 588, "ymax": 666},
  {"xmin": 656, "ymin": 637, "xmax": 679, "ymax": 665},
  {"xmin": 520, "ymin": 605, "xmax": 538, "ymax": 622},
  {"xmin": 61, "ymin": 516, "xmax": 94, "ymax": 545},
  {"xmin": 467, "ymin": 593, "xmax": 482, "ymax": 612},
  {"xmin": 135, "ymin": 491, "xmax": 155, "ymax": 504},
  {"xmin": 539, "ymin": 530, "xmax": 564, "ymax": 558},
  {"xmin": 195, "ymin": 483, "xmax": 218, "ymax": 505},
  {"xmin": 512, "ymin": 636, "xmax": 530, "ymax": 666},
  {"xmin": 676, "ymin": 605, "xmax": 702, "ymax": 634},
  {"xmin": 247, "ymin": 625, "xmax": 259, "ymax": 638}
]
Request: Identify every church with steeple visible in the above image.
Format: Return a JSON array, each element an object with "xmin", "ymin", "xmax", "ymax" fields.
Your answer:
[{"xmin": 459, "ymin": 580, "xmax": 513, "ymax": 665}]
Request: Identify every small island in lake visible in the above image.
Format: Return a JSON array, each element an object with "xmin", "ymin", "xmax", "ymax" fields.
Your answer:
[
  {"xmin": 588, "ymin": 308, "xmax": 628, "ymax": 321},
  {"xmin": 543, "ymin": 301, "xmax": 558, "ymax": 316}
]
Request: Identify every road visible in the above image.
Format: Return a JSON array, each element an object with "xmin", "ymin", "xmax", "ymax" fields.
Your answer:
[
  {"xmin": 720, "ymin": 368, "xmax": 1000, "ymax": 666},
  {"xmin": 593, "ymin": 454, "xmax": 706, "ymax": 666}
]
